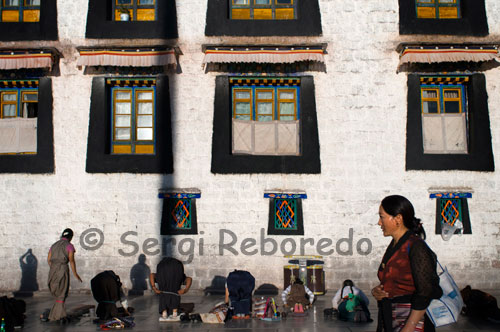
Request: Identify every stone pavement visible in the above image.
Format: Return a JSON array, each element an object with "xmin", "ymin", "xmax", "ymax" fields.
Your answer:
[{"xmin": 15, "ymin": 290, "xmax": 500, "ymax": 332}]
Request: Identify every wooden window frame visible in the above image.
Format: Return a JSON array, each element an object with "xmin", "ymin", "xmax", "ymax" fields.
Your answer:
[
  {"xmin": 255, "ymin": 88, "xmax": 274, "ymax": 122},
  {"xmin": 415, "ymin": 0, "xmax": 460, "ymax": 19},
  {"xmin": 1, "ymin": 90, "xmax": 17, "ymax": 118},
  {"xmin": 233, "ymin": 88, "xmax": 252, "ymax": 120},
  {"xmin": 230, "ymin": 0, "xmax": 297, "ymax": 20},
  {"xmin": 0, "ymin": 0, "xmax": 41, "ymax": 22},
  {"xmin": 112, "ymin": 0, "xmax": 156, "ymax": 21},
  {"xmin": 111, "ymin": 85, "xmax": 156, "ymax": 155},
  {"xmin": 277, "ymin": 88, "xmax": 297, "ymax": 121}
]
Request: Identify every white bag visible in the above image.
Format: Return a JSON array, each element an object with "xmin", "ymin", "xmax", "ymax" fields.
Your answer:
[{"xmin": 426, "ymin": 261, "xmax": 463, "ymax": 327}]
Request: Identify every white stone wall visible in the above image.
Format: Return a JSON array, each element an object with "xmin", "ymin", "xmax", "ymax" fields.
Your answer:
[{"xmin": 1, "ymin": 0, "xmax": 500, "ymax": 293}]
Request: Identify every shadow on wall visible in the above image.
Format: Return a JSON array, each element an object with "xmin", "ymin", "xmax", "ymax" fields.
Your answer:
[
  {"xmin": 129, "ymin": 254, "xmax": 150, "ymax": 296},
  {"xmin": 204, "ymin": 276, "xmax": 227, "ymax": 295},
  {"xmin": 254, "ymin": 283, "xmax": 279, "ymax": 296},
  {"xmin": 14, "ymin": 249, "xmax": 39, "ymax": 297}
]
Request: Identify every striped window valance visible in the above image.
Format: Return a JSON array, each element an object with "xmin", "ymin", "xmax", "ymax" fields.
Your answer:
[
  {"xmin": 0, "ymin": 50, "xmax": 54, "ymax": 70},
  {"xmin": 420, "ymin": 76, "xmax": 470, "ymax": 85},
  {"xmin": 203, "ymin": 45, "xmax": 326, "ymax": 65},
  {"xmin": 77, "ymin": 48, "xmax": 178, "ymax": 67},
  {"xmin": 398, "ymin": 45, "xmax": 499, "ymax": 69}
]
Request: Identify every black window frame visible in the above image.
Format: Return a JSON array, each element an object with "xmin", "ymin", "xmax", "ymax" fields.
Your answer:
[
  {"xmin": 161, "ymin": 196, "xmax": 198, "ymax": 235},
  {"xmin": 267, "ymin": 196, "xmax": 304, "ymax": 236},
  {"xmin": 85, "ymin": 76, "xmax": 173, "ymax": 174},
  {"xmin": 399, "ymin": 0, "xmax": 488, "ymax": 36},
  {"xmin": 211, "ymin": 75, "xmax": 321, "ymax": 174},
  {"xmin": 205, "ymin": 0, "xmax": 322, "ymax": 36},
  {"xmin": 0, "ymin": 77, "xmax": 54, "ymax": 173},
  {"xmin": 0, "ymin": 0, "xmax": 57, "ymax": 41},
  {"xmin": 435, "ymin": 197, "xmax": 471, "ymax": 235},
  {"xmin": 406, "ymin": 73, "xmax": 494, "ymax": 171},
  {"xmin": 85, "ymin": 0, "xmax": 177, "ymax": 39}
]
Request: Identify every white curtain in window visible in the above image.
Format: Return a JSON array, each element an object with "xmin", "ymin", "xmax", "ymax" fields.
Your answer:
[
  {"xmin": 0, "ymin": 118, "xmax": 37, "ymax": 153},
  {"xmin": 422, "ymin": 113, "xmax": 467, "ymax": 154},
  {"xmin": 232, "ymin": 119, "xmax": 299, "ymax": 155}
]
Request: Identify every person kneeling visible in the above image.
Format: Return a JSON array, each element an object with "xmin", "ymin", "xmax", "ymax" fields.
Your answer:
[
  {"xmin": 91, "ymin": 270, "xmax": 130, "ymax": 321},
  {"xmin": 282, "ymin": 279, "xmax": 314, "ymax": 314}
]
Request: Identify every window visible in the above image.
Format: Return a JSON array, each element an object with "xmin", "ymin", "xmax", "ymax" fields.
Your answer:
[
  {"xmin": 0, "ymin": 0, "xmax": 40, "ymax": 22},
  {"xmin": 420, "ymin": 77, "xmax": 467, "ymax": 154},
  {"xmin": 0, "ymin": 81, "xmax": 38, "ymax": 154},
  {"xmin": 160, "ymin": 192, "xmax": 200, "ymax": 235},
  {"xmin": 205, "ymin": 0, "xmax": 321, "ymax": 36},
  {"xmin": 0, "ymin": 77, "xmax": 54, "ymax": 173},
  {"xmin": 430, "ymin": 192, "xmax": 471, "ymax": 235},
  {"xmin": 266, "ymin": 192, "xmax": 305, "ymax": 235},
  {"xmin": 399, "ymin": 0, "xmax": 488, "ymax": 36},
  {"xmin": 231, "ymin": 77, "xmax": 300, "ymax": 156},
  {"xmin": 211, "ymin": 76, "xmax": 320, "ymax": 174},
  {"xmin": 86, "ymin": 76, "xmax": 173, "ymax": 174},
  {"xmin": 85, "ymin": 0, "xmax": 177, "ymax": 39},
  {"xmin": 230, "ymin": 0, "xmax": 296, "ymax": 20},
  {"xmin": 109, "ymin": 80, "xmax": 155, "ymax": 155},
  {"xmin": 113, "ymin": 0, "xmax": 155, "ymax": 21},
  {"xmin": 406, "ymin": 73, "xmax": 494, "ymax": 171},
  {"xmin": 415, "ymin": 0, "xmax": 460, "ymax": 19}
]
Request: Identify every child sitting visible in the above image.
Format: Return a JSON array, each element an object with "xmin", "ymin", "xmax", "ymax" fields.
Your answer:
[{"xmin": 281, "ymin": 279, "xmax": 314, "ymax": 313}]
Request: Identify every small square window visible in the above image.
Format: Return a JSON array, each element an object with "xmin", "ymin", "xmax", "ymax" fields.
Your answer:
[
  {"xmin": 415, "ymin": 0, "xmax": 460, "ymax": 19},
  {"xmin": 113, "ymin": 0, "xmax": 156, "ymax": 21},
  {"xmin": 230, "ymin": 0, "xmax": 297, "ymax": 20},
  {"xmin": 0, "ymin": 0, "xmax": 40, "ymax": 22},
  {"xmin": 430, "ymin": 192, "xmax": 471, "ymax": 236},
  {"xmin": 266, "ymin": 192, "xmax": 305, "ymax": 235},
  {"xmin": 160, "ymin": 192, "xmax": 200, "ymax": 235}
]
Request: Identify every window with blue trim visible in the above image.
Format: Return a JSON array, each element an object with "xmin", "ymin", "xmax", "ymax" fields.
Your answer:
[
  {"xmin": 230, "ymin": 0, "xmax": 297, "ymax": 20},
  {"xmin": 0, "ymin": 0, "xmax": 41, "ymax": 22},
  {"xmin": 420, "ymin": 76, "xmax": 468, "ymax": 154},
  {"xmin": 160, "ymin": 192, "xmax": 200, "ymax": 235},
  {"xmin": 108, "ymin": 79, "xmax": 155, "ymax": 155},
  {"xmin": 430, "ymin": 192, "xmax": 471, "ymax": 236},
  {"xmin": 0, "ymin": 80, "xmax": 38, "ymax": 154},
  {"xmin": 266, "ymin": 192, "xmax": 304, "ymax": 235},
  {"xmin": 113, "ymin": 0, "xmax": 156, "ymax": 21},
  {"xmin": 415, "ymin": 0, "xmax": 460, "ymax": 19},
  {"xmin": 231, "ymin": 77, "xmax": 300, "ymax": 155}
]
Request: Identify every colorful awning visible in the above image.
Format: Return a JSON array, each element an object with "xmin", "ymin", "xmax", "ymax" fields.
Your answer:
[
  {"xmin": 203, "ymin": 46, "xmax": 326, "ymax": 65},
  {"xmin": 399, "ymin": 45, "xmax": 499, "ymax": 68},
  {"xmin": 77, "ymin": 48, "xmax": 178, "ymax": 67},
  {"xmin": 0, "ymin": 50, "xmax": 53, "ymax": 70}
]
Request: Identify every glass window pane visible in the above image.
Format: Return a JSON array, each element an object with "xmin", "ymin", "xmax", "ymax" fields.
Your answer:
[
  {"xmin": 115, "ymin": 102, "xmax": 131, "ymax": 114},
  {"xmin": 137, "ymin": 91, "xmax": 153, "ymax": 100},
  {"xmin": 137, "ymin": 115, "xmax": 153, "ymax": 127},
  {"xmin": 233, "ymin": 0, "xmax": 248, "ymax": 4},
  {"xmin": 444, "ymin": 101, "xmax": 460, "ymax": 113},
  {"xmin": 26, "ymin": 0, "xmax": 40, "ymax": 5},
  {"xmin": 276, "ymin": 0, "xmax": 292, "ymax": 4},
  {"xmin": 235, "ymin": 91, "xmax": 250, "ymax": 99},
  {"xmin": 115, "ymin": 128, "xmax": 131, "ymax": 140},
  {"xmin": 139, "ymin": 0, "xmax": 154, "ymax": 4},
  {"xmin": 279, "ymin": 91, "xmax": 295, "ymax": 99},
  {"xmin": 6, "ymin": 0, "xmax": 19, "ymax": 6},
  {"xmin": 256, "ymin": 0, "xmax": 270, "ymax": 4},
  {"xmin": 235, "ymin": 102, "xmax": 250, "ymax": 114},
  {"xmin": 138, "ymin": 102, "xmax": 153, "ymax": 115},
  {"xmin": 137, "ymin": 128, "xmax": 153, "ymax": 140},
  {"xmin": 3, "ymin": 105, "xmax": 16, "ymax": 117},
  {"xmin": 257, "ymin": 102, "xmax": 272, "ymax": 115},
  {"xmin": 418, "ymin": 0, "xmax": 434, "ymax": 3},
  {"xmin": 423, "ymin": 101, "xmax": 439, "ymax": 114},
  {"xmin": 280, "ymin": 102, "xmax": 295, "ymax": 115},
  {"xmin": 22, "ymin": 93, "xmax": 37, "ymax": 102},
  {"xmin": 258, "ymin": 115, "xmax": 273, "ymax": 122},
  {"xmin": 422, "ymin": 90, "xmax": 437, "ymax": 98},
  {"xmin": 257, "ymin": 91, "xmax": 273, "ymax": 99},
  {"xmin": 279, "ymin": 115, "xmax": 295, "ymax": 121},
  {"xmin": 117, "ymin": 0, "xmax": 132, "ymax": 4},
  {"xmin": 235, "ymin": 114, "xmax": 251, "ymax": 120},
  {"xmin": 115, "ymin": 91, "xmax": 131, "ymax": 100},
  {"xmin": 115, "ymin": 115, "xmax": 131, "ymax": 127},
  {"xmin": 444, "ymin": 90, "xmax": 459, "ymax": 98},
  {"xmin": 2, "ymin": 93, "xmax": 17, "ymax": 102},
  {"xmin": 439, "ymin": 0, "xmax": 454, "ymax": 3}
]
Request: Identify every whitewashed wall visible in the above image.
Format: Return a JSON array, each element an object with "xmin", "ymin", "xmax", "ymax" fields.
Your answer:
[{"xmin": 0, "ymin": 0, "xmax": 499, "ymax": 293}]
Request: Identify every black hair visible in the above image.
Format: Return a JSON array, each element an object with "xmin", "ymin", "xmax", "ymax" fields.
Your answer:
[
  {"xmin": 341, "ymin": 279, "xmax": 354, "ymax": 298},
  {"xmin": 61, "ymin": 228, "xmax": 73, "ymax": 241},
  {"xmin": 381, "ymin": 195, "xmax": 426, "ymax": 239}
]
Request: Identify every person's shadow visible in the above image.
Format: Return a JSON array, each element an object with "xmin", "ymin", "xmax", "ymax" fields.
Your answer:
[
  {"xmin": 129, "ymin": 254, "xmax": 150, "ymax": 296},
  {"xmin": 14, "ymin": 249, "xmax": 39, "ymax": 297}
]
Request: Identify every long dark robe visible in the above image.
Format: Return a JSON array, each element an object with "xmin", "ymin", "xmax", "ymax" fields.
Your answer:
[
  {"xmin": 227, "ymin": 270, "xmax": 255, "ymax": 315},
  {"xmin": 91, "ymin": 270, "xmax": 122, "ymax": 320},
  {"xmin": 47, "ymin": 239, "xmax": 71, "ymax": 321},
  {"xmin": 155, "ymin": 258, "xmax": 185, "ymax": 315}
]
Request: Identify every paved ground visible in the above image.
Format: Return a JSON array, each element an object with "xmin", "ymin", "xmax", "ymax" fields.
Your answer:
[{"xmin": 13, "ymin": 290, "xmax": 500, "ymax": 331}]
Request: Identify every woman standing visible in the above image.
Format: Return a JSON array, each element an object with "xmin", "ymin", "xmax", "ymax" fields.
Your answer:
[
  {"xmin": 47, "ymin": 228, "xmax": 82, "ymax": 322},
  {"xmin": 372, "ymin": 195, "xmax": 442, "ymax": 332}
]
